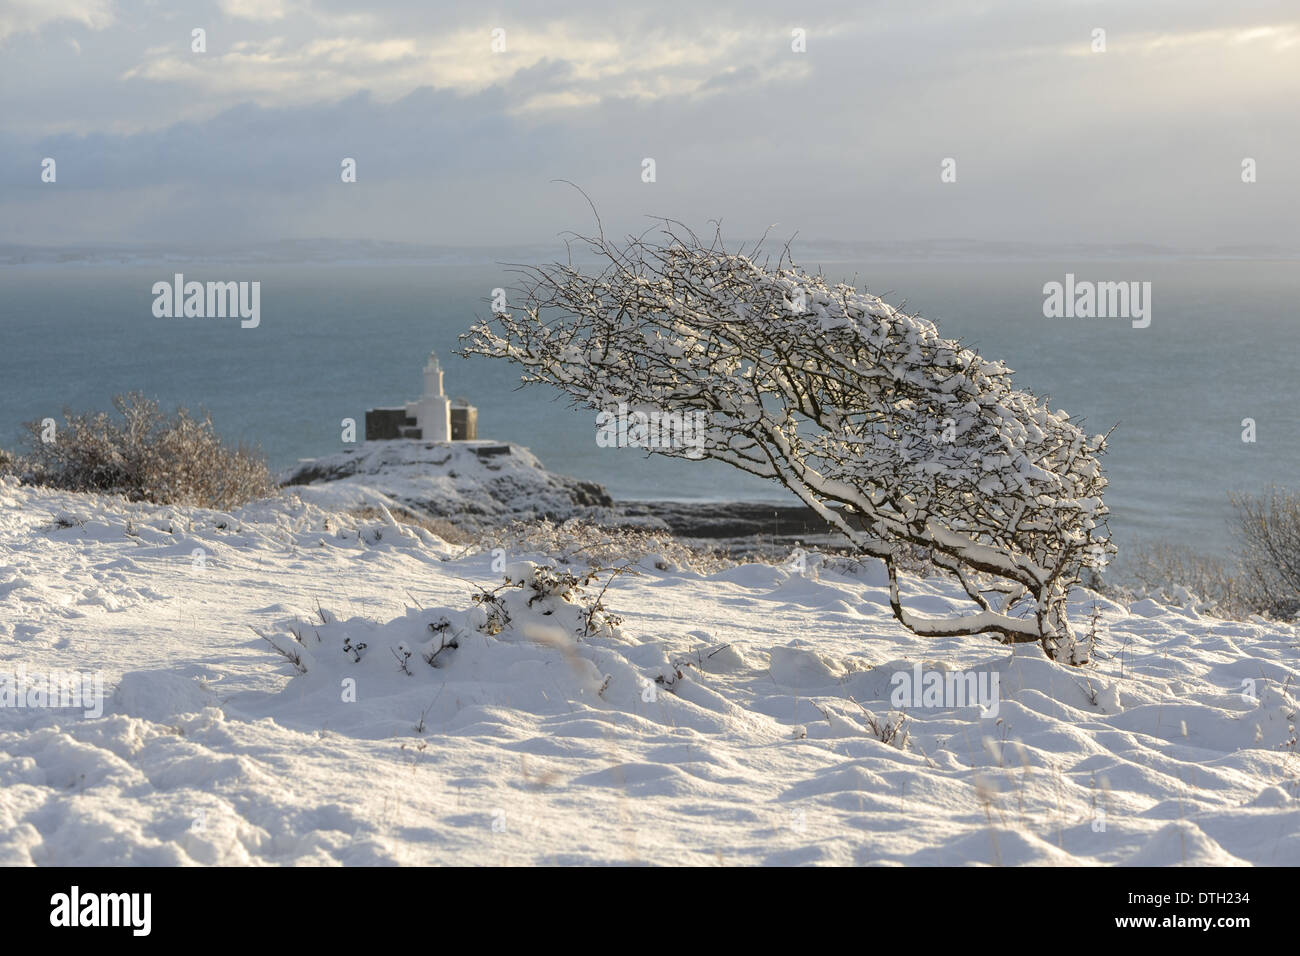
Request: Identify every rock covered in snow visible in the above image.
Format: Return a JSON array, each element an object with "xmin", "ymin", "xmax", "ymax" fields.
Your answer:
[{"xmin": 279, "ymin": 439, "xmax": 612, "ymax": 528}]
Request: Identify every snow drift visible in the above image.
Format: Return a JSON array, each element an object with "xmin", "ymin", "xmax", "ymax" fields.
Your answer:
[{"xmin": 1, "ymin": 476, "xmax": 1297, "ymax": 865}]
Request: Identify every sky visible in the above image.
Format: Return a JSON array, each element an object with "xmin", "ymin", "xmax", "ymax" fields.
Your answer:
[{"xmin": 0, "ymin": 0, "xmax": 1297, "ymax": 249}]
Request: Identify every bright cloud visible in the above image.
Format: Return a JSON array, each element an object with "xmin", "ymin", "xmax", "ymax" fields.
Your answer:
[{"xmin": 0, "ymin": 0, "xmax": 113, "ymax": 42}]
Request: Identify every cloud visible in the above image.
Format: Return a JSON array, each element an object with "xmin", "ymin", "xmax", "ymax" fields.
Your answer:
[
  {"xmin": 1, "ymin": 0, "xmax": 1298, "ymax": 249},
  {"xmin": 0, "ymin": 0, "xmax": 113, "ymax": 42},
  {"xmin": 220, "ymin": 0, "xmax": 293, "ymax": 21},
  {"xmin": 116, "ymin": 17, "xmax": 810, "ymax": 116}
]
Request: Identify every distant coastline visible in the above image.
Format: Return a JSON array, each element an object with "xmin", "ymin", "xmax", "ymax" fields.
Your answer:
[{"xmin": 4, "ymin": 237, "xmax": 1300, "ymax": 269}]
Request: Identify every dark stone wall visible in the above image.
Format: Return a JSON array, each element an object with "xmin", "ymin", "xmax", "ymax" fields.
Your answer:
[
  {"xmin": 367, "ymin": 404, "xmax": 478, "ymax": 440},
  {"xmin": 451, "ymin": 405, "xmax": 478, "ymax": 441},
  {"xmin": 366, "ymin": 408, "xmax": 419, "ymax": 440}
]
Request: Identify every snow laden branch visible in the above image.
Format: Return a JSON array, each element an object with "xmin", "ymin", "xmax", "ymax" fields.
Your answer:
[{"xmin": 459, "ymin": 223, "xmax": 1115, "ymax": 664}]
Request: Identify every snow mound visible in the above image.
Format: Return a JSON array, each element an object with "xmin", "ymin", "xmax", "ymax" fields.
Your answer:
[
  {"xmin": 113, "ymin": 671, "xmax": 218, "ymax": 722},
  {"xmin": 769, "ymin": 643, "xmax": 847, "ymax": 688},
  {"xmin": 280, "ymin": 440, "xmax": 612, "ymax": 528},
  {"xmin": 244, "ymin": 561, "xmax": 743, "ymax": 741},
  {"xmin": 1124, "ymin": 821, "xmax": 1249, "ymax": 867}
]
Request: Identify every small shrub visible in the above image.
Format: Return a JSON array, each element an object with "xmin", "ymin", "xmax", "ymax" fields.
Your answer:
[
  {"xmin": 1123, "ymin": 489, "xmax": 1300, "ymax": 622},
  {"xmin": 467, "ymin": 561, "xmax": 630, "ymax": 641},
  {"xmin": 1124, "ymin": 540, "xmax": 1250, "ymax": 618},
  {"xmin": 1232, "ymin": 488, "xmax": 1300, "ymax": 621},
  {"xmin": 347, "ymin": 505, "xmax": 475, "ymax": 545},
  {"xmin": 17, "ymin": 392, "xmax": 273, "ymax": 509}
]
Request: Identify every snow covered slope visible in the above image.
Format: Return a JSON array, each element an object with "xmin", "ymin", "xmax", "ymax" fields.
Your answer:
[
  {"xmin": 280, "ymin": 440, "xmax": 612, "ymax": 529},
  {"xmin": 1, "ymin": 476, "xmax": 1297, "ymax": 865}
]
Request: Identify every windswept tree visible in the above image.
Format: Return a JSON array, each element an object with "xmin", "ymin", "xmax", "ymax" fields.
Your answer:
[{"xmin": 461, "ymin": 222, "xmax": 1114, "ymax": 664}]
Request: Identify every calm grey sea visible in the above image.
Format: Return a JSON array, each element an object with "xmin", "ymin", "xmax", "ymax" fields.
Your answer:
[{"xmin": 2, "ymin": 258, "xmax": 1296, "ymax": 561}]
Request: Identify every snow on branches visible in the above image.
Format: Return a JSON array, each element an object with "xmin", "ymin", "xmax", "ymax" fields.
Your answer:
[{"xmin": 460, "ymin": 222, "xmax": 1114, "ymax": 664}]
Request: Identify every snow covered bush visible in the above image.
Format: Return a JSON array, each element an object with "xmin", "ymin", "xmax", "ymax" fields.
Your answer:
[
  {"xmin": 480, "ymin": 561, "xmax": 629, "ymax": 639},
  {"xmin": 1232, "ymin": 488, "xmax": 1300, "ymax": 621},
  {"xmin": 15, "ymin": 392, "xmax": 273, "ymax": 509},
  {"xmin": 1125, "ymin": 541, "xmax": 1248, "ymax": 619},
  {"xmin": 461, "ymin": 222, "xmax": 1114, "ymax": 663},
  {"xmin": 256, "ymin": 560, "xmax": 632, "ymax": 714},
  {"xmin": 1125, "ymin": 490, "xmax": 1300, "ymax": 623}
]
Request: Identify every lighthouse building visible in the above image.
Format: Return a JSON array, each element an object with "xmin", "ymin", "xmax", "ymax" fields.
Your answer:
[
  {"xmin": 365, "ymin": 350, "xmax": 478, "ymax": 441},
  {"xmin": 407, "ymin": 351, "xmax": 451, "ymax": 441}
]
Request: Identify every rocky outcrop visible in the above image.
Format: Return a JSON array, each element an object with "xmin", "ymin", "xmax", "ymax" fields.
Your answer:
[
  {"xmin": 279, "ymin": 440, "xmax": 612, "ymax": 528},
  {"xmin": 280, "ymin": 439, "xmax": 845, "ymax": 553}
]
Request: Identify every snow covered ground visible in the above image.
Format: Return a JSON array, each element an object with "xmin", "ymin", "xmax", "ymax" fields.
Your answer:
[{"xmin": 1, "ymin": 473, "xmax": 1297, "ymax": 866}]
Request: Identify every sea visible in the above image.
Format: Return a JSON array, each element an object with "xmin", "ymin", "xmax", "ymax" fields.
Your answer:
[{"xmin": 2, "ymin": 254, "xmax": 1296, "ymax": 565}]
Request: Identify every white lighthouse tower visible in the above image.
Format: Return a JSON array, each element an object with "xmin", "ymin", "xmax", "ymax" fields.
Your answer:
[{"xmin": 405, "ymin": 350, "xmax": 452, "ymax": 442}]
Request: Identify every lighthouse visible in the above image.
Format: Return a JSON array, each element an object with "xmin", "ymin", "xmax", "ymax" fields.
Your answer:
[
  {"xmin": 405, "ymin": 351, "xmax": 452, "ymax": 442},
  {"xmin": 363, "ymin": 349, "xmax": 478, "ymax": 441}
]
